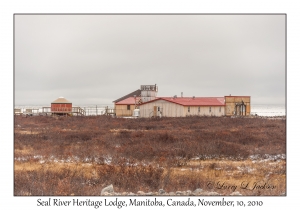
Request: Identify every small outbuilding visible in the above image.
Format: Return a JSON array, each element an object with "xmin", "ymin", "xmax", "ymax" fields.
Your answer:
[
  {"xmin": 51, "ymin": 97, "xmax": 72, "ymax": 115},
  {"xmin": 114, "ymin": 96, "xmax": 141, "ymax": 117},
  {"xmin": 113, "ymin": 89, "xmax": 141, "ymax": 117}
]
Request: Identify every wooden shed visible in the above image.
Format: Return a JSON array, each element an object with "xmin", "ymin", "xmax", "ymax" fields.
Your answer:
[
  {"xmin": 51, "ymin": 97, "xmax": 72, "ymax": 114},
  {"xmin": 115, "ymin": 96, "xmax": 141, "ymax": 117}
]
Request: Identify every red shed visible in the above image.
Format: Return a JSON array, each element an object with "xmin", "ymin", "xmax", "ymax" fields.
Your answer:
[{"xmin": 51, "ymin": 97, "xmax": 72, "ymax": 114}]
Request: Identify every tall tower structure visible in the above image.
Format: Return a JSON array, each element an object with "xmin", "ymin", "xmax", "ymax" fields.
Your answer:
[{"xmin": 140, "ymin": 84, "xmax": 158, "ymax": 103}]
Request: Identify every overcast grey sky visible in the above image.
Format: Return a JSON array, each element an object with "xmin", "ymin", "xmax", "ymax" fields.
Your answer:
[{"xmin": 15, "ymin": 14, "xmax": 285, "ymax": 106}]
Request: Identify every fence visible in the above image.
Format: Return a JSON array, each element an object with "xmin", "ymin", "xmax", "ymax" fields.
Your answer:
[
  {"xmin": 14, "ymin": 106, "xmax": 114, "ymax": 116},
  {"xmin": 14, "ymin": 106, "xmax": 164, "ymax": 117}
]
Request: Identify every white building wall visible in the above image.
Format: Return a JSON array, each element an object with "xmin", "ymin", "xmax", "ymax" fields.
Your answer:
[
  {"xmin": 139, "ymin": 100, "xmax": 184, "ymax": 117},
  {"xmin": 141, "ymin": 85, "xmax": 158, "ymax": 103},
  {"xmin": 140, "ymin": 100, "xmax": 225, "ymax": 117},
  {"xmin": 184, "ymin": 106, "xmax": 225, "ymax": 116},
  {"xmin": 141, "ymin": 90, "xmax": 157, "ymax": 102}
]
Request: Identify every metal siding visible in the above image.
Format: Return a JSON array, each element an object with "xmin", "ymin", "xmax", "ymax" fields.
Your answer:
[
  {"xmin": 140, "ymin": 99, "xmax": 184, "ymax": 117},
  {"xmin": 140, "ymin": 102, "xmax": 226, "ymax": 117},
  {"xmin": 154, "ymin": 97, "xmax": 225, "ymax": 106},
  {"xmin": 140, "ymin": 99, "xmax": 228, "ymax": 118},
  {"xmin": 184, "ymin": 106, "xmax": 225, "ymax": 116},
  {"xmin": 141, "ymin": 86, "xmax": 157, "ymax": 103}
]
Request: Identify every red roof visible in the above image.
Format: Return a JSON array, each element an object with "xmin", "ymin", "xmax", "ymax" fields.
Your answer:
[
  {"xmin": 113, "ymin": 89, "xmax": 141, "ymax": 103},
  {"xmin": 141, "ymin": 97, "xmax": 225, "ymax": 106},
  {"xmin": 115, "ymin": 97, "xmax": 141, "ymax": 105},
  {"xmin": 225, "ymin": 96, "xmax": 250, "ymax": 98},
  {"xmin": 51, "ymin": 97, "xmax": 72, "ymax": 104}
]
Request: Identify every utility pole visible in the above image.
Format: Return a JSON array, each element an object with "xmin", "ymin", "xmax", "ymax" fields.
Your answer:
[{"xmin": 134, "ymin": 95, "xmax": 136, "ymax": 109}]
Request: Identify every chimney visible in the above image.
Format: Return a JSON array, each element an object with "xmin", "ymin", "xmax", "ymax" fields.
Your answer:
[
  {"xmin": 181, "ymin": 92, "xmax": 183, "ymax": 97},
  {"xmin": 193, "ymin": 96, "xmax": 195, "ymax": 99}
]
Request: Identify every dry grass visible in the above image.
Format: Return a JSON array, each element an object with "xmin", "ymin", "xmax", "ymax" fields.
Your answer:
[
  {"xmin": 14, "ymin": 115, "xmax": 286, "ymax": 196},
  {"xmin": 14, "ymin": 158, "xmax": 285, "ymax": 196},
  {"xmin": 163, "ymin": 159, "xmax": 286, "ymax": 195},
  {"xmin": 14, "ymin": 160, "xmax": 164, "ymax": 195}
]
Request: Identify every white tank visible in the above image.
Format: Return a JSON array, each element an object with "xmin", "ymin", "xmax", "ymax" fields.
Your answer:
[{"xmin": 132, "ymin": 109, "xmax": 140, "ymax": 117}]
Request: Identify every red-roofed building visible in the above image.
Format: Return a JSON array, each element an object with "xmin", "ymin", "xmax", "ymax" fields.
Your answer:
[
  {"xmin": 114, "ymin": 96, "xmax": 141, "ymax": 116},
  {"xmin": 139, "ymin": 96, "xmax": 226, "ymax": 117},
  {"xmin": 113, "ymin": 85, "xmax": 157, "ymax": 117},
  {"xmin": 113, "ymin": 85, "xmax": 250, "ymax": 117},
  {"xmin": 51, "ymin": 97, "xmax": 72, "ymax": 114}
]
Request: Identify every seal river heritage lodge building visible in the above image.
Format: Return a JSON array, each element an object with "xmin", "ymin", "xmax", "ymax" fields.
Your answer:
[{"xmin": 113, "ymin": 84, "xmax": 251, "ymax": 117}]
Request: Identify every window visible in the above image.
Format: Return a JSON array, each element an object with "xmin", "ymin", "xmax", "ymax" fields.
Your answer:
[
  {"xmin": 188, "ymin": 107, "xmax": 190, "ymax": 112},
  {"xmin": 158, "ymin": 106, "xmax": 160, "ymax": 111},
  {"xmin": 127, "ymin": 105, "xmax": 130, "ymax": 110},
  {"xmin": 219, "ymin": 107, "xmax": 221, "ymax": 112},
  {"xmin": 209, "ymin": 107, "xmax": 211, "ymax": 113},
  {"xmin": 198, "ymin": 107, "xmax": 200, "ymax": 112}
]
